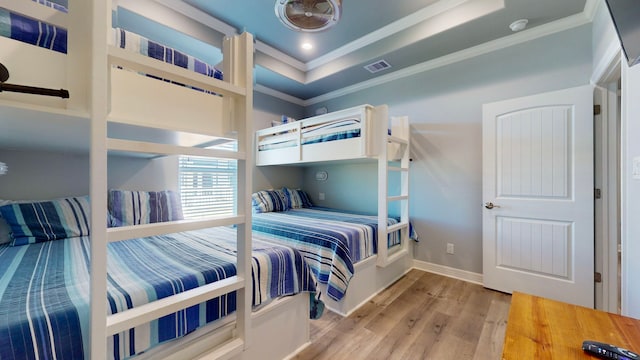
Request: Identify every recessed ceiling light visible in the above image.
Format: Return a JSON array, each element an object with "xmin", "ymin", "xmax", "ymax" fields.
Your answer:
[{"xmin": 301, "ymin": 42, "xmax": 313, "ymax": 50}]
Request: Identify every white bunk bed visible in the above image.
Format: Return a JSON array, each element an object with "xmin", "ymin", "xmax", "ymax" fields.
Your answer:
[
  {"xmin": 0, "ymin": 1, "xmax": 315, "ymax": 359},
  {"xmin": 255, "ymin": 104, "xmax": 413, "ymax": 316}
]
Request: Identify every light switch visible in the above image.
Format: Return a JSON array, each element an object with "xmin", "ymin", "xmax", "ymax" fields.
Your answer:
[
  {"xmin": 633, "ymin": 157, "xmax": 640, "ymax": 180},
  {"xmin": 318, "ymin": 193, "xmax": 325, "ymax": 200}
]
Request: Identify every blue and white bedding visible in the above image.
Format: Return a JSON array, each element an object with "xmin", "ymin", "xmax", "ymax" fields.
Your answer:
[
  {"xmin": 0, "ymin": 4, "xmax": 222, "ymax": 81},
  {"xmin": 112, "ymin": 28, "xmax": 223, "ymax": 81},
  {"xmin": 0, "ymin": 6, "xmax": 67, "ymax": 53},
  {"xmin": 0, "ymin": 227, "xmax": 317, "ymax": 360},
  {"xmin": 252, "ymin": 207, "xmax": 418, "ymax": 301},
  {"xmin": 258, "ymin": 118, "xmax": 362, "ymax": 151}
]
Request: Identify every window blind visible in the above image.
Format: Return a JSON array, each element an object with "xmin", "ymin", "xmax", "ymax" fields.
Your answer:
[{"xmin": 178, "ymin": 142, "xmax": 237, "ymax": 219}]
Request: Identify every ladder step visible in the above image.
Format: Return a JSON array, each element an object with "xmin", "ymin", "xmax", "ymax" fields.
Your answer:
[
  {"xmin": 388, "ymin": 135, "xmax": 408, "ymax": 145},
  {"xmin": 387, "ymin": 195, "xmax": 409, "ymax": 202},
  {"xmin": 388, "ymin": 166, "xmax": 409, "ymax": 172},
  {"xmin": 388, "ymin": 222, "xmax": 409, "ymax": 233},
  {"xmin": 106, "ymin": 276, "xmax": 245, "ymax": 335}
]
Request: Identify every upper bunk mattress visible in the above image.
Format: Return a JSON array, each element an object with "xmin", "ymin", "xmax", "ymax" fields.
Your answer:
[
  {"xmin": 112, "ymin": 28, "xmax": 223, "ymax": 81},
  {"xmin": 0, "ymin": 5, "xmax": 222, "ymax": 80},
  {"xmin": 0, "ymin": 6, "xmax": 67, "ymax": 53},
  {"xmin": 258, "ymin": 117, "xmax": 361, "ymax": 151},
  {"xmin": 0, "ymin": 227, "xmax": 316, "ymax": 360}
]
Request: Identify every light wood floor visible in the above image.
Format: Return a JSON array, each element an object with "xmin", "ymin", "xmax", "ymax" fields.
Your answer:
[{"xmin": 292, "ymin": 269, "xmax": 511, "ymax": 360}]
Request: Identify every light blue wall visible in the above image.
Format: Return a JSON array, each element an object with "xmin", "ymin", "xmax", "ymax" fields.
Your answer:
[
  {"xmin": 301, "ymin": 25, "xmax": 593, "ymax": 274},
  {"xmin": 0, "ymin": 150, "xmax": 177, "ymax": 200}
]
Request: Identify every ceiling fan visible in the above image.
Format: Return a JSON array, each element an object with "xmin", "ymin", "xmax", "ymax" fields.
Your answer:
[{"xmin": 275, "ymin": 0, "xmax": 342, "ymax": 32}]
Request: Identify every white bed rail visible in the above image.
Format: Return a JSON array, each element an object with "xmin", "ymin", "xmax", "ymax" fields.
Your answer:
[
  {"xmin": 256, "ymin": 104, "xmax": 378, "ymax": 165},
  {"xmin": 90, "ymin": 0, "xmax": 255, "ymax": 357}
]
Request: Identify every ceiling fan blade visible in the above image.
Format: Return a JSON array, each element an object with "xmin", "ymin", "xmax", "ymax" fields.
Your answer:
[
  {"xmin": 0, "ymin": 63, "xmax": 9, "ymax": 83},
  {"xmin": 276, "ymin": 0, "xmax": 341, "ymax": 32}
]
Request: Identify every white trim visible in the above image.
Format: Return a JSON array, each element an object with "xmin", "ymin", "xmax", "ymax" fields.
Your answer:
[
  {"xmin": 152, "ymin": 0, "xmax": 237, "ymax": 36},
  {"xmin": 254, "ymin": 84, "xmax": 306, "ymax": 106},
  {"xmin": 305, "ymin": 0, "xmax": 472, "ymax": 70},
  {"xmin": 255, "ymin": 42, "xmax": 307, "ymax": 72},
  {"xmin": 583, "ymin": 0, "xmax": 601, "ymax": 22},
  {"xmin": 592, "ymin": 45, "xmax": 622, "ymax": 85},
  {"xmin": 258, "ymin": 10, "xmax": 592, "ymax": 106},
  {"xmin": 412, "ymin": 260, "xmax": 483, "ymax": 285},
  {"xmin": 303, "ymin": 11, "xmax": 590, "ymax": 105}
]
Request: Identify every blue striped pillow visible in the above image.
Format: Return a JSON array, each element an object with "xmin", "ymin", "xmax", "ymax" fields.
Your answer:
[
  {"xmin": 108, "ymin": 190, "xmax": 184, "ymax": 227},
  {"xmin": 252, "ymin": 190, "xmax": 288, "ymax": 213},
  {"xmin": 283, "ymin": 188, "xmax": 313, "ymax": 209},
  {"xmin": 0, "ymin": 196, "xmax": 90, "ymax": 246}
]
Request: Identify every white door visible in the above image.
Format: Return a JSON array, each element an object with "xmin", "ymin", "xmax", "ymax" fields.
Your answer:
[{"xmin": 482, "ymin": 85, "xmax": 594, "ymax": 308}]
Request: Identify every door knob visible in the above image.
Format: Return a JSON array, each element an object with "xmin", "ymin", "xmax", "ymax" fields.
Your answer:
[{"xmin": 485, "ymin": 202, "xmax": 500, "ymax": 209}]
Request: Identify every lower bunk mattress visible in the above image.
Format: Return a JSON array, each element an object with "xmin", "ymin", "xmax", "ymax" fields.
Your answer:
[
  {"xmin": 0, "ymin": 227, "xmax": 317, "ymax": 360},
  {"xmin": 252, "ymin": 207, "xmax": 418, "ymax": 302}
]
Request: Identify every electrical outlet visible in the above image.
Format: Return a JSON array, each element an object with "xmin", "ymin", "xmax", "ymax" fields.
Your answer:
[
  {"xmin": 446, "ymin": 243, "xmax": 454, "ymax": 254},
  {"xmin": 318, "ymin": 192, "xmax": 325, "ymax": 200}
]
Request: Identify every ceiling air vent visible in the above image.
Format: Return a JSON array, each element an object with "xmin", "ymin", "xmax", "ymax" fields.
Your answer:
[{"xmin": 364, "ymin": 60, "xmax": 391, "ymax": 74}]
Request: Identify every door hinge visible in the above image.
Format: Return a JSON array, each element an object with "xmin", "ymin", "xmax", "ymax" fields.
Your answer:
[
  {"xmin": 595, "ymin": 272, "xmax": 602, "ymax": 283},
  {"xmin": 595, "ymin": 188, "xmax": 601, "ymax": 199},
  {"xmin": 594, "ymin": 105, "xmax": 601, "ymax": 115}
]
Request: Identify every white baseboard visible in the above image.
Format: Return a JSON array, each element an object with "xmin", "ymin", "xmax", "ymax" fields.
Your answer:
[{"xmin": 412, "ymin": 259, "xmax": 483, "ymax": 285}]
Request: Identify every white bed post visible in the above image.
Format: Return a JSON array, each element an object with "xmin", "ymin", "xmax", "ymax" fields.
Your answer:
[
  {"xmin": 65, "ymin": 0, "xmax": 91, "ymax": 111},
  {"xmin": 376, "ymin": 105, "xmax": 390, "ymax": 267},
  {"xmin": 395, "ymin": 116, "xmax": 411, "ymax": 260},
  {"xmin": 89, "ymin": 0, "xmax": 110, "ymax": 358},
  {"xmin": 377, "ymin": 109, "xmax": 411, "ymax": 268},
  {"xmin": 223, "ymin": 32, "xmax": 254, "ymax": 351}
]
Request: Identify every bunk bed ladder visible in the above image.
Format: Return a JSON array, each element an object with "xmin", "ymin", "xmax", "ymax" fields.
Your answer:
[
  {"xmin": 377, "ymin": 107, "xmax": 411, "ymax": 267},
  {"xmin": 89, "ymin": 1, "xmax": 254, "ymax": 358}
]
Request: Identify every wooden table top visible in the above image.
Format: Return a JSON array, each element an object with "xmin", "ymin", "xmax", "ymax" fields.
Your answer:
[{"xmin": 502, "ymin": 292, "xmax": 640, "ymax": 359}]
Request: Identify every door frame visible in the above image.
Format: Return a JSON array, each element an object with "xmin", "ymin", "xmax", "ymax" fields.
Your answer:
[
  {"xmin": 482, "ymin": 85, "xmax": 594, "ymax": 307},
  {"xmin": 592, "ymin": 50, "xmax": 621, "ymax": 313}
]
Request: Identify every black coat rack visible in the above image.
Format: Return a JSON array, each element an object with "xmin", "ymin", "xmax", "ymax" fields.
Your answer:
[{"xmin": 0, "ymin": 63, "xmax": 69, "ymax": 99}]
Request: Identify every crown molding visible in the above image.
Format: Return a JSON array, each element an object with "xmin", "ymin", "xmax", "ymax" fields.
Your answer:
[
  {"xmin": 303, "ymin": 11, "xmax": 591, "ymax": 105},
  {"xmin": 255, "ymin": 84, "xmax": 306, "ymax": 106},
  {"xmin": 583, "ymin": 0, "xmax": 601, "ymax": 22},
  {"xmin": 254, "ymin": 42, "xmax": 307, "ymax": 72},
  {"xmin": 153, "ymin": 0, "xmax": 237, "ymax": 36},
  {"xmin": 305, "ymin": 0, "xmax": 472, "ymax": 71}
]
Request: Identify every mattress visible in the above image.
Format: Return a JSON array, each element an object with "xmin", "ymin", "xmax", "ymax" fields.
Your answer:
[
  {"xmin": 0, "ymin": 4, "xmax": 222, "ymax": 81},
  {"xmin": 112, "ymin": 28, "xmax": 223, "ymax": 81},
  {"xmin": 0, "ymin": 6, "xmax": 67, "ymax": 53},
  {"xmin": 0, "ymin": 227, "xmax": 317, "ymax": 360},
  {"xmin": 252, "ymin": 207, "xmax": 417, "ymax": 301},
  {"xmin": 258, "ymin": 118, "xmax": 362, "ymax": 151}
]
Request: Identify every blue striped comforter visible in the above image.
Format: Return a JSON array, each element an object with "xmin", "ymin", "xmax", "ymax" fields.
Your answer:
[
  {"xmin": 0, "ymin": 5, "xmax": 222, "ymax": 80},
  {"xmin": 0, "ymin": 7, "xmax": 67, "ymax": 53},
  {"xmin": 252, "ymin": 207, "xmax": 417, "ymax": 301},
  {"xmin": 0, "ymin": 227, "xmax": 316, "ymax": 360}
]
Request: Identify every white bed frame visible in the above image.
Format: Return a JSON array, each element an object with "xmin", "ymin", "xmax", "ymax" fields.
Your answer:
[
  {"xmin": 256, "ymin": 104, "xmax": 413, "ymax": 315},
  {"xmin": 0, "ymin": 1, "xmax": 312, "ymax": 359}
]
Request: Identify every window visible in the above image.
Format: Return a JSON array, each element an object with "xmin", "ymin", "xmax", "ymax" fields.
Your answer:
[{"xmin": 178, "ymin": 141, "xmax": 237, "ymax": 218}]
